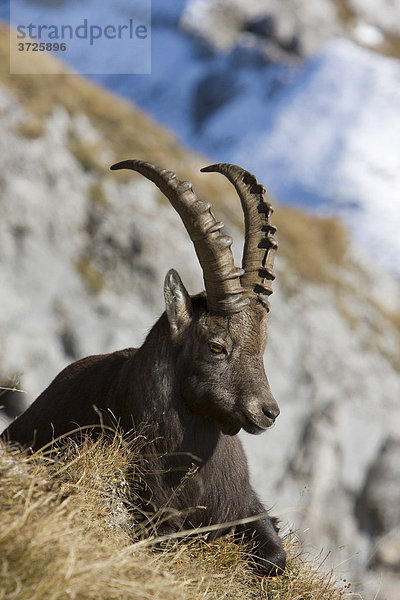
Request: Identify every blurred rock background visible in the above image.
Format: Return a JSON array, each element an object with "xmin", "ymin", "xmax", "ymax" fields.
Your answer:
[{"xmin": 1, "ymin": 1, "xmax": 400, "ymax": 598}]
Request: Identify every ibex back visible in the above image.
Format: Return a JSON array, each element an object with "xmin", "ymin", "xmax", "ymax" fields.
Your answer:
[{"xmin": 2, "ymin": 160, "xmax": 286, "ymax": 576}]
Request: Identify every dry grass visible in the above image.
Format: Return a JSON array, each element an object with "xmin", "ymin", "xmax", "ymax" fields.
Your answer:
[
  {"xmin": 378, "ymin": 31, "xmax": 400, "ymax": 60},
  {"xmin": 68, "ymin": 140, "xmax": 108, "ymax": 174},
  {"xmin": 16, "ymin": 116, "xmax": 45, "ymax": 139},
  {"xmin": 87, "ymin": 181, "xmax": 108, "ymax": 206},
  {"xmin": 273, "ymin": 207, "xmax": 349, "ymax": 286},
  {"xmin": 0, "ymin": 433, "xmax": 356, "ymax": 600},
  {"xmin": 362, "ymin": 300, "xmax": 400, "ymax": 371},
  {"xmin": 75, "ymin": 256, "xmax": 105, "ymax": 294}
]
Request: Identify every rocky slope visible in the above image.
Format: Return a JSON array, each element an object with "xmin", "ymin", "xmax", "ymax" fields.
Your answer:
[
  {"xmin": 181, "ymin": 0, "xmax": 400, "ymax": 56},
  {"xmin": 108, "ymin": 3, "xmax": 400, "ymax": 280},
  {"xmin": 3, "ymin": 2, "xmax": 400, "ymax": 279},
  {"xmin": 194, "ymin": 40, "xmax": 400, "ymax": 279},
  {"xmin": 0, "ymin": 39, "xmax": 400, "ymax": 600}
]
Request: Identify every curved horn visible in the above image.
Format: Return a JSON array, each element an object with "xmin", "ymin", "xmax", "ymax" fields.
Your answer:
[
  {"xmin": 110, "ymin": 159, "xmax": 249, "ymax": 315},
  {"xmin": 200, "ymin": 164, "xmax": 277, "ymax": 310}
]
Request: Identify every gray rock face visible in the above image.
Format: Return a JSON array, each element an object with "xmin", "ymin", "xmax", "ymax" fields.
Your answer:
[
  {"xmin": 181, "ymin": 0, "xmax": 340, "ymax": 57},
  {"xmin": 0, "ymin": 84, "xmax": 201, "ymax": 401},
  {"xmin": 356, "ymin": 437, "xmax": 400, "ymax": 567},
  {"xmin": 182, "ymin": 0, "xmax": 400, "ymax": 57},
  {"xmin": 353, "ymin": 437, "xmax": 400, "ymax": 598},
  {"xmin": 349, "ymin": 0, "xmax": 400, "ymax": 38},
  {"xmin": 242, "ymin": 275, "xmax": 400, "ymax": 598},
  {"xmin": 1, "ymin": 83, "xmax": 400, "ymax": 599}
]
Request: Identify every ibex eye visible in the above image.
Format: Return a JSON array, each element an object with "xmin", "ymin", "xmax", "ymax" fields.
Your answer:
[{"xmin": 209, "ymin": 342, "xmax": 224, "ymax": 354}]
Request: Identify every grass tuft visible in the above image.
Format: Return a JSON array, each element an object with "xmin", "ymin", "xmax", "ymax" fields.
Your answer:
[
  {"xmin": 273, "ymin": 207, "xmax": 349, "ymax": 285},
  {"xmin": 75, "ymin": 256, "xmax": 105, "ymax": 293},
  {"xmin": 68, "ymin": 140, "xmax": 108, "ymax": 174},
  {"xmin": 0, "ymin": 434, "xmax": 356, "ymax": 600},
  {"xmin": 87, "ymin": 181, "xmax": 108, "ymax": 206},
  {"xmin": 16, "ymin": 116, "xmax": 45, "ymax": 139}
]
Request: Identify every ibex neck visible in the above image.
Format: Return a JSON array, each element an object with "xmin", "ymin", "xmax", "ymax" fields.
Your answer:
[
  {"xmin": 112, "ymin": 314, "xmax": 179, "ymax": 428},
  {"xmin": 115, "ymin": 312, "xmax": 221, "ymax": 459},
  {"xmin": 132, "ymin": 314, "xmax": 178, "ymax": 413}
]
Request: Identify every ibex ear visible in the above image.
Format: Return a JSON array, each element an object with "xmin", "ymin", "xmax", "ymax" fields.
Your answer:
[{"xmin": 164, "ymin": 269, "xmax": 192, "ymax": 341}]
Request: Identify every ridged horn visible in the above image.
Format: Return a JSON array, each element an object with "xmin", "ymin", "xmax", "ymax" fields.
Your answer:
[
  {"xmin": 200, "ymin": 164, "xmax": 277, "ymax": 311},
  {"xmin": 110, "ymin": 160, "xmax": 249, "ymax": 315}
]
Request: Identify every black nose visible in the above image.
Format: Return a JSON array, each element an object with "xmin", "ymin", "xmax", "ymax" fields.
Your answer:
[{"xmin": 262, "ymin": 406, "xmax": 280, "ymax": 422}]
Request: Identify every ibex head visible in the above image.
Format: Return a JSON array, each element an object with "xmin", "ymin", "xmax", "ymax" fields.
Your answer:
[{"xmin": 110, "ymin": 160, "xmax": 280, "ymax": 436}]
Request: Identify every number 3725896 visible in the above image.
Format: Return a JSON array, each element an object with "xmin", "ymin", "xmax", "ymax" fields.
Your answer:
[{"xmin": 18, "ymin": 42, "xmax": 67, "ymax": 51}]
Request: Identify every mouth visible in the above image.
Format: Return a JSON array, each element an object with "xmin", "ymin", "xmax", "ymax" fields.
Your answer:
[
  {"xmin": 220, "ymin": 411, "xmax": 273, "ymax": 436},
  {"xmin": 190, "ymin": 392, "xmax": 275, "ymax": 437},
  {"xmin": 239, "ymin": 411, "xmax": 274, "ymax": 435}
]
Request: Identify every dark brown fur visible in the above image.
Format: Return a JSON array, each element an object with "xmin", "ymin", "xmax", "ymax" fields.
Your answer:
[{"xmin": 2, "ymin": 274, "xmax": 286, "ymax": 576}]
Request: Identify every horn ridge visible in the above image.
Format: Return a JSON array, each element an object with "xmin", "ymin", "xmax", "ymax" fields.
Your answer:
[
  {"xmin": 111, "ymin": 159, "xmax": 249, "ymax": 315},
  {"xmin": 200, "ymin": 163, "xmax": 278, "ymax": 311}
]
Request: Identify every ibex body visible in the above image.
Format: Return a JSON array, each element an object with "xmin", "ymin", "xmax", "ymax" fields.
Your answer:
[{"xmin": 2, "ymin": 161, "xmax": 286, "ymax": 576}]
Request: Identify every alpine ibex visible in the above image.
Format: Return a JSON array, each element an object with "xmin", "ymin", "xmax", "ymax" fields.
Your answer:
[{"xmin": 1, "ymin": 160, "xmax": 286, "ymax": 576}]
